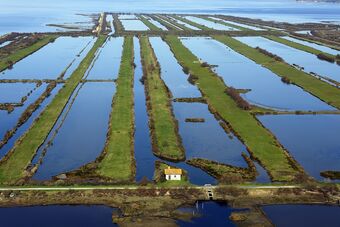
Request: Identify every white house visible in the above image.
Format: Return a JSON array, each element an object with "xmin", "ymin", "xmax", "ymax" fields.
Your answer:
[{"xmin": 164, "ymin": 167, "xmax": 182, "ymax": 181}]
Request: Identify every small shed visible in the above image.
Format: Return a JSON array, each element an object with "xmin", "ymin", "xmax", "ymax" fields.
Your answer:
[{"xmin": 164, "ymin": 167, "xmax": 182, "ymax": 181}]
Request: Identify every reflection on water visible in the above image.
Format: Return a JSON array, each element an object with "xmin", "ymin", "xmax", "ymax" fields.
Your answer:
[
  {"xmin": 121, "ymin": 19, "xmax": 149, "ymax": 31},
  {"xmin": 0, "ymin": 205, "xmax": 118, "ymax": 227},
  {"xmin": 33, "ymin": 82, "xmax": 115, "ymax": 180},
  {"xmin": 258, "ymin": 114, "xmax": 340, "ymax": 182},
  {"xmin": 1, "ymin": 36, "xmax": 94, "ymax": 79},
  {"xmin": 181, "ymin": 37, "xmax": 334, "ymax": 111},
  {"xmin": 184, "ymin": 16, "xmax": 238, "ymax": 31},
  {"xmin": 236, "ymin": 36, "xmax": 340, "ymax": 83},
  {"xmin": 262, "ymin": 205, "xmax": 340, "ymax": 227}
]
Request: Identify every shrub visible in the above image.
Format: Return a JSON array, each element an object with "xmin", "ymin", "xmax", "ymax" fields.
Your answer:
[
  {"xmin": 256, "ymin": 47, "xmax": 283, "ymax": 61},
  {"xmin": 317, "ymin": 53, "xmax": 335, "ymax": 63},
  {"xmin": 182, "ymin": 66, "xmax": 190, "ymax": 74},
  {"xmin": 225, "ymin": 87, "xmax": 251, "ymax": 110},
  {"xmin": 281, "ymin": 76, "xmax": 291, "ymax": 84}
]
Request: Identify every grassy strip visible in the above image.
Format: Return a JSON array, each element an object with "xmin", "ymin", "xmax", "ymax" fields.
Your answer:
[
  {"xmin": 198, "ymin": 16, "xmax": 248, "ymax": 31},
  {"xmin": 95, "ymin": 36, "xmax": 135, "ymax": 181},
  {"xmin": 172, "ymin": 15, "xmax": 211, "ymax": 31},
  {"xmin": 153, "ymin": 15, "xmax": 182, "ymax": 31},
  {"xmin": 0, "ymin": 35, "xmax": 57, "ymax": 72},
  {"xmin": 213, "ymin": 36, "xmax": 340, "ymax": 109},
  {"xmin": 290, "ymin": 34, "xmax": 340, "ymax": 51},
  {"xmin": 0, "ymin": 36, "xmax": 106, "ymax": 184},
  {"xmin": 139, "ymin": 16, "xmax": 162, "ymax": 31},
  {"xmin": 265, "ymin": 35, "xmax": 336, "ymax": 59},
  {"xmin": 139, "ymin": 36, "xmax": 185, "ymax": 161},
  {"xmin": 161, "ymin": 16, "xmax": 192, "ymax": 31},
  {"xmin": 164, "ymin": 35, "xmax": 301, "ymax": 182}
]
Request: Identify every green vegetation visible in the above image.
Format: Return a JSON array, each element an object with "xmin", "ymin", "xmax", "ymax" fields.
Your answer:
[
  {"xmin": 265, "ymin": 35, "xmax": 336, "ymax": 59},
  {"xmin": 213, "ymin": 36, "xmax": 340, "ymax": 109},
  {"xmin": 151, "ymin": 15, "xmax": 179, "ymax": 31},
  {"xmin": 95, "ymin": 36, "xmax": 135, "ymax": 181},
  {"xmin": 160, "ymin": 16, "xmax": 191, "ymax": 31},
  {"xmin": 0, "ymin": 36, "xmax": 107, "ymax": 184},
  {"xmin": 164, "ymin": 35, "xmax": 301, "ymax": 182},
  {"xmin": 172, "ymin": 15, "xmax": 211, "ymax": 31},
  {"xmin": 139, "ymin": 36, "xmax": 185, "ymax": 161},
  {"xmin": 139, "ymin": 16, "xmax": 162, "ymax": 31},
  {"xmin": 0, "ymin": 35, "xmax": 57, "ymax": 72},
  {"xmin": 199, "ymin": 16, "xmax": 248, "ymax": 31}
]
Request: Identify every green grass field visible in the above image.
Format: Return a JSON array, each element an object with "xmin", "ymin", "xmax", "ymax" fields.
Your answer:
[
  {"xmin": 164, "ymin": 35, "xmax": 301, "ymax": 182},
  {"xmin": 139, "ymin": 36, "xmax": 185, "ymax": 161},
  {"xmin": 0, "ymin": 35, "xmax": 58, "ymax": 72},
  {"xmin": 0, "ymin": 35, "xmax": 107, "ymax": 184},
  {"xmin": 213, "ymin": 35, "xmax": 340, "ymax": 110},
  {"xmin": 95, "ymin": 36, "xmax": 135, "ymax": 181}
]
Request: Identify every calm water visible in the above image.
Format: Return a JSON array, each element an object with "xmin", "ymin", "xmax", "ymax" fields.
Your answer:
[
  {"xmin": 0, "ymin": 84, "xmax": 47, "ymax": 146},
  {"xmin": 133, "ymin": 37, "xmax": 155, "ymax": 182},
  {"xmin": 181, "ymin": 37, "xmax": 334, "ymax": 111},
  {"xmin": 156, "ymin": 16, "xmax": 183, "ymax": 30},
  {"xmin": 121, "ymin": 19, "xmax": 149, "ymax": 31},
  {"xmin": 106, "ymin": 14, "xmax": 115, "ymax": 35},
  {"xmin": 0, "ymin": 83, "xmax": 36, "ymax": 103},
  {"xmin": 144, "ymin": 16, "xmax": 168, "ymax": 30},
  {"xmin": 150, "ymin": 37, "xmax": 201, "ymax": 98},
  {"xmin": 177, "ymin": 201, "xmax": 243, "ymax": 226},
  {"xmin": 174, "ymin": 102, "xmax": 248, "ymax": 168},
  {"xmin": 282, "ymin": 36, "xmax": 340, "ymax": 56},
  {"xmin": 1, "ymin": 36, "xmax": 94, "ymax": 79},
  {"xmin": 262, "ymin": 205, "xmax": 340, "ymax": 227},
  {"xmin": 87, "ymin": 37, "xmax": 123, "ymax": 80},
  {"xmin": 258, "ymin": 115, "xmax": 340, "ymax": 181},
  {"xmin": 0, "ymin": 205, "xmax": 118, "ymax": 227},
  {"xmin": 184, "ymin": 16, "xmax": 238, "ymax": 31},
  {"xmin": 33, "ymin": 82, "xmax": 115, "ymax": 180},
  {"xmin": 236, "ymin": 36, "xmax": 340, "ymax": 83},
  {"xmin": 168, "ymin": 16, "xmax": 201, "ymax": 30},
  {"xmin": 0, "ymin": 84, "xmax": 62, "ymax": 159},
  {"xmin": 210, "ymin": 17, "xmax": 265, "ymax": 31}
]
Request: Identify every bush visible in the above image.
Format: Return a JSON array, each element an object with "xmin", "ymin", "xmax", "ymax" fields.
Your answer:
[
  {"xmin": 225, "ymin": 87, "xmax": 251, "ymax": 110},
  {"xmin": 281, "ymin": 76, "xmax": 291, "ymax": 84},
  {"xmin": 182, "ymin": 66, "xmax": 190, "ymax": 74},
  {"xmin": 317, "ymin": 53, "xmax": 335, "ymax": 63},
  {"xmin": 256, "ymin": 47, "xmax": 283, "ymax": 61}
]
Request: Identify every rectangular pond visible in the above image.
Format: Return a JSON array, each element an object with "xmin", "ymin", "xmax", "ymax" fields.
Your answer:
[
  {"xmin": 33, "ymin": 82, "xmax": 115, "ymax": 180},
  {"xmin": 1, "ymin": 36, "xmax": 95, "ymax": 79},
  {"xmin": 183, "ymin": 16, "xmax": 238, "ymax": 31},
  {"xmin": 121, "ymin": 19, "xmax": 149, "ymax": 31},
  {"xmin": 0, "ymin": 83, "xmax": 47, "ymax": 146},
  {"xmin": 150, "ymin": 37, "xmax": 201, "ymax": 98},
  {"xmin": 262, "ymin": 205, "xmax": 340, "ymax": 227},
  {"xmin": 258, "ymin": 114, "xmax": 340, "ymax": 181},
  {"xmin": 155, "ymin": 16, "xmax": 183, "ymax": 30},
  {"xmin": 87, "ymin": 37, "xmax": 123, "ymax": 80},
  {"xmin": 180, "ymin": 37, "xmax": 334, "ymax": 111},
  {"xmin": 143, "ymin": 16, "xmax": 168, "ymax": 30},
  {"xmin": 282, "ymin": 36, "xmax": 340, "ymax": 56},
  {"xmin": 0, "ymin": 83, "xmax": 62, "ymax": 159},
  {"xmin": 236, "ymin": 36, "xmax": 340, "ymax": 83}
]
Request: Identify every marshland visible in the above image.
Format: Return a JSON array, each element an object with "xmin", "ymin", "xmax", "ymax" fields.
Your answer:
[{"xmin": 0, "ymin": 1, "xmax": 340, "ymax": 226}]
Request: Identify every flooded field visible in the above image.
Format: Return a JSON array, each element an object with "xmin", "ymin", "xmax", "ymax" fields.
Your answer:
[
  {"xmin": 0, "ymin": 83, "xmax": 37, "ymax": 103},
  {"xmin": 33, "ymin": 82, "xmax": 115, "ymax": 180},
  {"xmin": 184, "ymin": 16, "xmax": 238, "ymax": 31},
  {"xmin": 87, "ymin": 37, "xmax": 123, "ymax": 80},
  {"xmin": 262, "ymin": 205, "xmax": 340, "ymax": 227},
  {"xmin": 282, "ymin": 36, "xmax": 340, "ymax": 56},
  {"xmin": 121, "ymin": 19, "xmax": 149, "ymax": 31},
  {"xmin": 209, "ymin": 17, "xmax": 265, "ymax": 31},
  {"xmin": 236, "ymin": 36, "xmax": 340, "ymax": 83},
  {"xmin": 144, "ymin": 16, "xmax": 168, "ymax": 30},
  {"xmin": 181, "ymin": 37, "xmax": 333, "ymax": 111},
  {"xmin": 1, "ymin": 36, "xmax": 95, "ymax": 79},
  {"xmin": 150, "ymin": 37, "xmax": 201, "ymax": 98},
  {"xmin": 168, "ymin": 16, "xmax": 200, "ymax": 30},
  {"xmin": 258, "ymin": 114, "xmax": 340, "ymax": 181}
]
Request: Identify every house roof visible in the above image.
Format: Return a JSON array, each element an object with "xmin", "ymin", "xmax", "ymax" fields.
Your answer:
[{"xmin": 164, "ymin": 167, "xmax": 182, "ymax": 175}]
